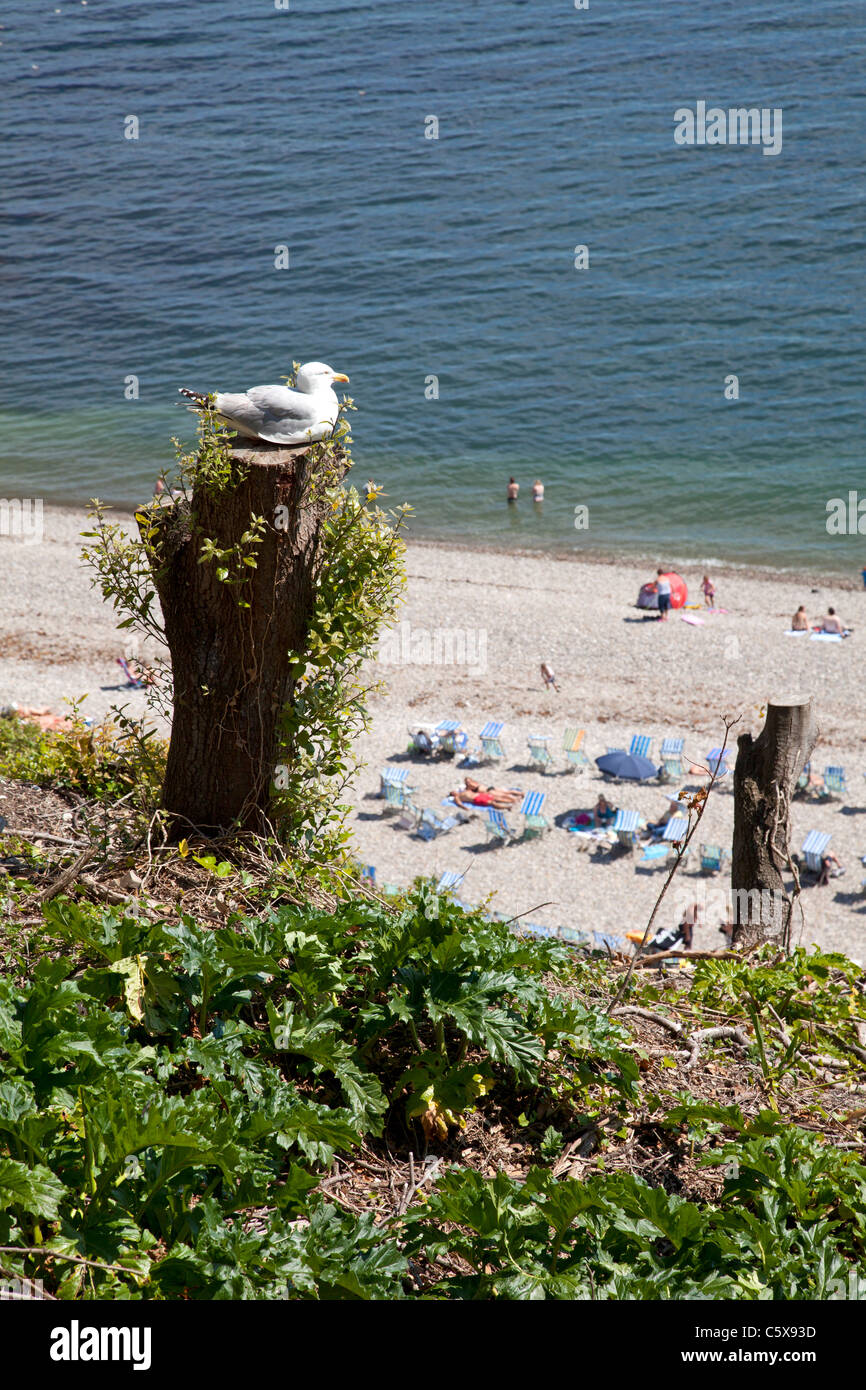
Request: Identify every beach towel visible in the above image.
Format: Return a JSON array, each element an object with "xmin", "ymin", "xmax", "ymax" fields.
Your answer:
[
  {"xmin": 810, "ymin": 631, "xmax": 848, "ymax": 642},
  {"xmin": 783, "ymin": 629, "xmax": 809, "ymax": 637},
  {"xmin": 680, "ymin": 614, "xmax": 704, "ymax": 626}
]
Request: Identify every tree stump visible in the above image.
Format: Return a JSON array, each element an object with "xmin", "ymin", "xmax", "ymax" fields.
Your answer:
[
  {"xmin": 150, "ymin": 439, "xmax": 347, "ymax": 837},
  {"xmin": 731, "ymin": 696, "xmax": 817, "ymax": 948}
]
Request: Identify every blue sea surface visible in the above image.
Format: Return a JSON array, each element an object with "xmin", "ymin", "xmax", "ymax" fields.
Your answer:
[{"xmin": 1, "ymin": 0, "xmax": 864, "ymax": 571}]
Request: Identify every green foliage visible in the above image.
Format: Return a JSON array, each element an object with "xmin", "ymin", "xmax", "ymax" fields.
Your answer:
[
  {"xmin": 0, "ymin": 888, "xmax": 632, "ymax": 1298},
  {"xmin": 401, "ymin": 1118, "xmax": 866, "ymax": 1300},
  {"xmin": 275, "ymin": 471, "xmax": 409, "ymax": 852},
  {"xmin": 0, "ymin": 709, "xmax": 165, "ymax": 808},
  {"xmin": 690, "ymin": 946, "xmax": 866, "ymax": 1089}
]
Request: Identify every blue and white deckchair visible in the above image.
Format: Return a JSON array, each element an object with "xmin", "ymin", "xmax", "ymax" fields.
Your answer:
[
  {"xmin": 477, "ymin": 721, "xmax": 506, "ymax": 764},
  {"xmin": 383, "ymin": 779, "xmax": 416, "ymax": 815},
  {"xmin": 519, "ymin": 789, "xmax": 549, "ymax": 837},
  {"xmin": 380, "ymin": 765, "xmax": 410, "ymax": 795},
  {"xmin": 592, "ymin": 931, "xmax": 626, "ymax": 952},
  {"xmin": 416, "ymin": 808, "xmax": 458, "ymax": 841},
  {"xmin": 639, "ymin": 841, "xmax": 670, "ymax": 864},
  {"xmin": 706, "ymin": 747, "xmax": 730, "ymax": 778},
  {"xmin": 699, "ymin": 843, "xmax": 727, "ymax": 874},
  {"xmin": 435, "ymin": 719, "xmax": 468, "ymax": 755},
  {"xmin": 629, "ymin": 734, "xmax": 652, "ymax": 759},
  {"xmin": 612, "ymin": 808, "xmax": 642, "ymax": 850},
  {"xmin": 659, "ymin": 737, "xmax": 685, "ymax": 782},
  {"xmin": 484, "ymin": 807, "xmax": 515, "ymax": 845},
  {"xmin": 606, "ymin": 746, "xmax": 626, "ymax": 755},
  {"xmin": 563, "ymin": 728, "xmax": 588, "ymax": 771},
  {"xmin": 662, "ymin": 815, "xmax": 689, "ymax": 845},
  {"xmin": 801, "ymin": 829, "xmax": 832, "ymax": 874},
  {"xmin": 527, "ymin": 733, "xmax": 554, "ymax": 773},
  {"xmin": 819, "ymin": 766, "xmax": 847, "ymax": 800},
  {"xmin": 436, "ymin": 869, "xmax": 466, "ymax": 894}
]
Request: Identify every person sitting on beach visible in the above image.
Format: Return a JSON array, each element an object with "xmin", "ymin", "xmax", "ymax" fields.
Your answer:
[
  {"xmin": 791, "ymin": 605, "xmax": 810, "ymax": 631},
  {"xmin": 817, "ymin": 850, "xmax": 844, "ymax": 887},
  {"xmin": 592, "ymin": 794, "xmax": 617, "ymax": 828},
  {"xmin": 532, "ymin": 479, "xmax": 544, "ymax": 503},
  {"xmin": 822, "ymin": 607, "xmax": 844, "ymax": 634},
  {"xmin": 507, "ymin": 477, "xmax": 519, "ymax": 502},
  {"xmin": 701, "ymin": 574, "xmax": 715, "ymax": 607},
  {"xmin": 450, "ymin": 778, "xmax": 522, "ymax": 811}
]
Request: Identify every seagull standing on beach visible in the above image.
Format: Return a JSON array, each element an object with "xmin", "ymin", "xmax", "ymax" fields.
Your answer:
[{"xmin": 178, "ymin": 362, "xmax": 350, "ymax": 445}]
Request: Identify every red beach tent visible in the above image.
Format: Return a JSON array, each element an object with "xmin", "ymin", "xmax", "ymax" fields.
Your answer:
[{"xmin": 636, "ymin": 572, "xmax": 687, "ymax": 610}]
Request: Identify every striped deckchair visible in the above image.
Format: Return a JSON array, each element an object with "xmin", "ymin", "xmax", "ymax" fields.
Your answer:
[
  {"xmin": 562, "ymin": 727, "xmax": 588, "ymax": 771},
  {"xmin": 436, "ymin": 870, "xmax": 465, "ymax": 893},
  {"xmin": 519, "ymin": 789, "xmax": 549, "ymax": 837},
  {"xmin": 382, "ymin": 777, "xmax": 417, "ymax": 817},
  {"xmin": 801, "ymin": 829, "xmax": 832, "ymax": 874},
  {"xmin": 612, "ymin": 808, "xmax": 642, "ymax": 851},
  {"xmin": 416, "ymin": 807, "xmax": 458, "ymax": 841},
  {"xmin": 659, "ymin": 737, "xmax": 685, "ymax": 782},
  {"xmin": 435, "ymin": 719, "xmax": 468, "ymax": 755},
  {"xmin": 699, "ymin": 843, "xmax": 727, "ymax": 875},
  {"xmin": 477, "ymin": 721, "xmax": 506, "ymax": 764},
  {"xmin": 527, "ymin": 733, "xmax": 554, "ymax": 773},
  {"xmin": 484, "ymin": 807, "xmax": 515, "ymax": 845},
  {"xmin": 706, "ymin": 747, "xmax": 730, "ymax": 778},
  {"xmin": 629, "ymin": 734, "xmax": 652, "ymax": 759},
  {"xmin": 662, "ymin": 815, "xmax": 689, "ymax": 845},
  {"xmin": 380, "ymin": 765, "xmax": 410, "ymax": 795},
  {"xmin": 819, "ymin": 766, "xmax": 847, "ymax": 800}
]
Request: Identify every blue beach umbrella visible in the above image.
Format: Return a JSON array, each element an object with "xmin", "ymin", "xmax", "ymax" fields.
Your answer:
[{"xmin": 595, "ymin": 751, "xmax": 659, "ymax": 782}]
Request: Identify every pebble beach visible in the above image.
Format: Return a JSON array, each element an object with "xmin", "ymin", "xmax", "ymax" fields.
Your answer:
[{"xmin": 2, "ymin": 507, "xmax": 865, "ymax": 958}]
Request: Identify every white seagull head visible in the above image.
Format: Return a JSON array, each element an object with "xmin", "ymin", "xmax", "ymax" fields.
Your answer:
[{"xmin": 295, "ymin": 361, "xmax": 350, "ymax": 394}]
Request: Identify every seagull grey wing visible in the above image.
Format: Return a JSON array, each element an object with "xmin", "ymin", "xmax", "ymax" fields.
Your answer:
[
  {"xmin": 212, "ymin": 392, "xmax": 276, "ymax": 440},
  {"xmin": 244, "ymin": 384, "xmax": 333, "ymax": 443}
]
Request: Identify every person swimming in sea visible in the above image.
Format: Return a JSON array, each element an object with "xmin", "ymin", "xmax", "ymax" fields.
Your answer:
[
  {"xmin": 532, "ymin": 479, "xmax": 544, "ymax": 503},
  {"xmin": 507, "ymin": 477, "xmax": 519, "ymax": 502}
]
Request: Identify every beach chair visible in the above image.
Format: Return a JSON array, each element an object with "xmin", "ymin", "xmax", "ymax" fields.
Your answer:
[
  {"xmin": 415, "ymin": 808, "xmax": 458, "ymax": 841},
  {"xmin": 527, "ymin": 734, "xmax": 554, "ymax": 773},
  {"xmin": 818, "ymin": 766, "xmax": 847, "ymax": 801},
  {"xmin": 612, "ymin": 808, "xmax": 642, "ymax": 851},
  {"xmin": 706, "ymin": 747, "xmax": 731, "ymax": 779},
  {"xmin": 560, "ymin": 925, "xmax": 592, "ymax": 948},
  {"xmin": 663, "ymin": 814, "xmax": 690, "ymax": 865},
  {"xmin": 629, "ymin": 734, "xmax": 653, "ymax": 760},
  {"xmin": 562, "ymin": 727, "xmax": 589, "ymax": 772},
  {"xmin": 659, "ymin": 737, "xmax": 685, "ymax": 783},
  {"xmin": 800, "ymin": 829, "xmax": 832, "ymax": 875},
  {"xmin": 116, "ymin": 656, "xmax": 146, "ymax": 688},
  {"xmin": 435, "ymin": 719, "xmax": 468, "ymax": 756},
  {"xmin": 699, "ymin": 843, "xmax": 727, "ymax": 875},
  {"xmin": 606, "ymin": 746, "xmax": 626, "ymax": 755},
  {"xmin": 519, "ymin": 789, "xmax": 550, "ymax": 838},
  {"xmin": 484, "ymin": 807, "xmax": 516, "ymax": 845},
  {"xmin": 476, "ymin": 721, "xmax": 506, "ymax": 765},
  {"xmin": 380, "ymin": 765, "xmax": 411, "ymax": 796},
  {"xmin": 407, "ymin": 725, "xmax": 438, "ymax": 756},
  {"xmin": 436, "ymin": 870, "xmax": 466, "ymax": 896},
  {"xmin": 592, "ymin": 931, "xmax": 627, "ymax": 953},
  {"xmin": 382, "ymin": 777, "xmax": 418, "ymax": 820}
]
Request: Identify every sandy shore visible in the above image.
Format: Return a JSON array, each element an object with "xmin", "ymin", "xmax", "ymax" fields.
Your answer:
[{"xmin": 2, "ymin": 507, "xmax": 865, "ymax": 957}]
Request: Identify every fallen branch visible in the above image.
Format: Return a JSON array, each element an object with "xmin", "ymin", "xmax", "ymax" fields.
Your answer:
[
  {"xmin": 684, "ymin": 1025, "xmax": 749, "ymax": 1072},
  {"xmin": 612, "ymin": 1006, "xmax": 683, "ymax": 1036},
  {"xmin": 1, "ymin": 828, "xmax": 87, "ymax": 847},
  {"xmin": 633, "ymin": 948, "xmax": 739, "ymax": 968},
  {"xmin": 36, "ymin": 849, "xmax": 95, "ymax": 906}
]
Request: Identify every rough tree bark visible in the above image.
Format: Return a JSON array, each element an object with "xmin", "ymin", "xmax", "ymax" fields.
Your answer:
[
  {"xmin": 149, "ymin": 440, "xmax": 346, "ymax": 837},
  {"xmin": 731, "ymin": 696, "xmax": 817, "ymax": 948}
]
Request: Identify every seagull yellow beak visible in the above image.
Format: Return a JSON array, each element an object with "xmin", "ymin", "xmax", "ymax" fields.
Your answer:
[{"xmin": 332, "ymin": 372, "xmax": 350, "ymax": 383}]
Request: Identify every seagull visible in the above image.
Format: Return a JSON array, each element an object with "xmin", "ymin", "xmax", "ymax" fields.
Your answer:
[{"xmin": 178, "ymin": 361, "xmax": 350, "ymax": 445}]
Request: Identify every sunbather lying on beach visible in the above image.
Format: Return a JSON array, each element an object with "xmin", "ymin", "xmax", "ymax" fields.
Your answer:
[{"xmin": 450, "ymin": 777, "xmax": 522, "ymax": 811}]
